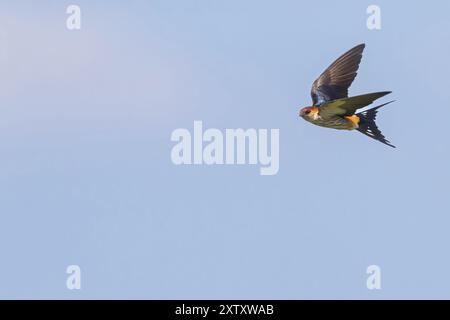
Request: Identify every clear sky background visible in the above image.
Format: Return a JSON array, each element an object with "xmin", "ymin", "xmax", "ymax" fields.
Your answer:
[{"xmin": 0, "ymin": 1, "xmax": 449, "ymax": 299}]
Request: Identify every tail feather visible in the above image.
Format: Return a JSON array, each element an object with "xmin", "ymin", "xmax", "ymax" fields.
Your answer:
[{"xmin": 356, "ymin": 101, "xmax": 395, "ymax": 148}]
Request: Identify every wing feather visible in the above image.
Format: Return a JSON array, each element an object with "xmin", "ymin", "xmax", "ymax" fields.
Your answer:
[
  {"xmin": 318, "ymin": 92, "xmax": 392, "ymax": 118},
  {"xmin": 311, "ymin": 44, "xmax": 365, "ymax": 105}
]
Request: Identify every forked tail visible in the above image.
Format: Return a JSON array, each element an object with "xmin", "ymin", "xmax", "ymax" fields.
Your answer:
[{"xmin": 356, "ymin": 101, "xmax": 395, "ymax": 148}]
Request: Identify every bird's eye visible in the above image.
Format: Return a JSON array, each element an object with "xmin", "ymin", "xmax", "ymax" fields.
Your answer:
[{"xmin": 304, "ymin": 110, "xmax": 311, "ymax": 115}]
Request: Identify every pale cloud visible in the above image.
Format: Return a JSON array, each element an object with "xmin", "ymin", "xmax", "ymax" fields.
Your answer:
[{"xmin": 0, "ymin": 6, "xmax": 199, "ymax": 134}]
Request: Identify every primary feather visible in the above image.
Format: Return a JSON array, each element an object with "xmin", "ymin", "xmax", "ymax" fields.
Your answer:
[{"xmin": 311, "ymin": 43, "xmax": 365, "ymax": 106}]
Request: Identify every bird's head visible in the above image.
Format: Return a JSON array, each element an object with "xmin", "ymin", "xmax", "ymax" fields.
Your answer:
[{"xmin": 299, "ymin": 106, "xmax": 319, "ymax": 121}]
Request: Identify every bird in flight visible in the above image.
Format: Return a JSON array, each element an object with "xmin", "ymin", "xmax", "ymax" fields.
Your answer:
[{"xmin": 299, "ymin": 43, "xmax": 395, "ymax": 148}]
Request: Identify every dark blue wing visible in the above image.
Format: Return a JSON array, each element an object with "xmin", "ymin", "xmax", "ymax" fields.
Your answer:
[{"xmin": 311, "ymin": 44, "xmax": 365, "ymax": 106}]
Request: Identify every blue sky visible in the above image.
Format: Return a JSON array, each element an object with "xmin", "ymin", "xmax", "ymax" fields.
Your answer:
[{"xmin": 0, "ymin": 1, "xmax": 449, "ymax": 299}]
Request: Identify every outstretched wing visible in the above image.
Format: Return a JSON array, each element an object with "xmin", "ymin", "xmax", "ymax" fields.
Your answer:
[
  {"xmin": 311, "ymin": 44, "xmax": 365, "ymax": 106},
  {"xmin": 318, "ymin": 91, "xmax": 391, "ymax": 118}
]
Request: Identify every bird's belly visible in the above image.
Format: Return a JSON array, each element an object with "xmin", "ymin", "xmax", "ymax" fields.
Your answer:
[{"xmin": 311, "ymin": 116, "xmax": 356, "ymax": 130}]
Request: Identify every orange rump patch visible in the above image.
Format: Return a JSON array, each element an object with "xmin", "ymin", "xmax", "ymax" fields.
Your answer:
[{"xmin": 345, "ymin": 115, "xmax": 360, "ymax": 129}]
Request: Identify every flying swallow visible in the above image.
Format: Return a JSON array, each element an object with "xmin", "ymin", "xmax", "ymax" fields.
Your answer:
[{"xmin": 299, "ymin": 43, "xmax": 395, "ymax": 148}]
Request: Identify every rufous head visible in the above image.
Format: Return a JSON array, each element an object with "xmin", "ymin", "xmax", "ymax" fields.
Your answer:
[{"xmin": 299, "ymin": 106, "xmax": 318, "ymax": 120}]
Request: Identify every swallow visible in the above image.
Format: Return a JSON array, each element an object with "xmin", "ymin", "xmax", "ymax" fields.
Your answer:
[{"xmin": 299, "ymin": 43, "xmax": 395, "ymax": 148}]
